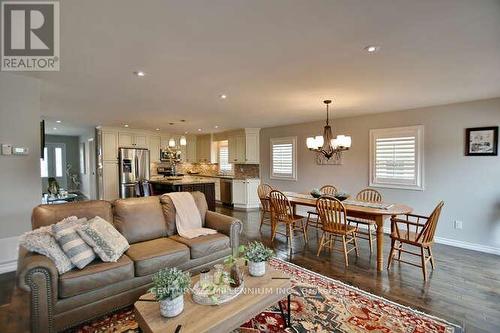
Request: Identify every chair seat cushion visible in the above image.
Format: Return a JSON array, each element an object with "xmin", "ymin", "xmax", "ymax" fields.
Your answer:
[
  {"xmin": 347, "ymin": 217, "xmax": 376, "ymax": 225},
  {"xmin": 59, "ymin": 255, "xmax": 134, "ymax": 298},
  {"xmin": 126, "ymin": 238, "xmax": 190, "ymax": 276},
  {"xmin": 170, "ymin": 233, "xmax": 230, "ymax": 259}
]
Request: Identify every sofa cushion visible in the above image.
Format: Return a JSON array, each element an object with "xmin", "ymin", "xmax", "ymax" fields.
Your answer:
[
  {"xmin": 31, "ymin": 200, "xmax": 113, "ymax": 229},
  {"xmin": 159, "ymin": 191, "xmax": 208, "ymax": 236},
  {"xmin": 59, "ymin": 255, "xmax": 134, "ymax": 298},
  {"xmin": 126, "ymin": 238, "xmax": 190, "ymax": 276},
  {"xmin": 170, "ymin": 233, "xmax": 230, "ymax": 259},
  {"xmin": 113, "ymin": 196, "xmax": 167, "ymax": 244}
]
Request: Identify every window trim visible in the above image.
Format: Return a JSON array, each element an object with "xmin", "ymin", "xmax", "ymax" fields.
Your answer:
[
  {"xmin": 369, "ymin": 125, "xmax": 424, "ymax": 191},
  {"xmin": 218, "ymin": 140, "xmax": 233, "ymax": 174},
  {"xmin": 270, "ymin": 136, "xmax": 297, "ymax": 181}
]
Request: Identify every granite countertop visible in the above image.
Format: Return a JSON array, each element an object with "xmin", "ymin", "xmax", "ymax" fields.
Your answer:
[
  {"xmin": 190, "ymin": 174, "xmax": 259, "ymax": 180},
  {"xmin": 149, "ymin": 176, "xmax": 216, "ymax": 185}
]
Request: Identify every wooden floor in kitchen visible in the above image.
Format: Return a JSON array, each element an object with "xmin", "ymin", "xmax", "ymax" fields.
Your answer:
[{"xmin": 1, "ymin": 207, "xmax": 499, "ymax": 333}]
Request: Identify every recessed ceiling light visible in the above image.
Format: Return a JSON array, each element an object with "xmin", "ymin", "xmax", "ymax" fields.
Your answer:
[
  {"xmin": 364, "ymin": 45, "xmax": 381, "ymax": 54},
  {"xmin": 197, "ymin": 128, "xmax": 202, "ymax": 132},
  {"xmin": 133, "ymin": 71, "xmax": 145, "ymax": 77},
  {"xmin": 184, "ymin": 131, "xmax": 188, "ymax": 134},
  {"xmin": 169, "ymin": 122, "xmax": 174, "ymax": 125},
  {"xmin": 180, "ymin": 119, "xmax": 186, "ymax": 122},
  {"xmin": 124, "ymin": 124, "xmax": 129, "ymax": 128},
  {"xmin": 53, "ymin": 127, "xmax": 57, "ymax": 130},
  {"xmin": 220, "ymin": 94, "xmax": 227, "ymax": 99},
  {"xmin": 214, "ymin": 125, "xmax": 219, "ymax": 129},
  {"xmin": 56, "ymin": 120, "xmax": 61, "ymax": 123},
  {"xmin": 155, "ymin": 128, "xmax": 160, "ymax": 131}
]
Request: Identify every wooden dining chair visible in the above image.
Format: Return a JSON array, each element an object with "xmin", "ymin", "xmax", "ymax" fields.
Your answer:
[
  {"xmin": 257, "ymin": 183, "xmax": 273, "ymax": 230},
  {"xmin": 347, "ymin": 188, "xmax": 382, "ymax": 253},
  {"xmin": 269, "ymin": 190, "xmax": 308, "ymax": 252},
  {"xmin": 305, "ymin": 185, "xmax": 338, "ymax": 230},
  {"xmin": 316, "ymin": 195, "xmax": 359, "ymax": 266},
  {"xmin": 387, "ymin": 201, "xmax": 444, "ymax": 281}
]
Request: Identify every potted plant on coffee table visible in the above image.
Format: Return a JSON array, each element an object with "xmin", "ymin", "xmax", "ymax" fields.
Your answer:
[
  {"xmin": 149, "ymin": 267, "xmax": 191, "ymax": 317},
  {"xmin": 243, "ymin": 241, "xmax": 274, "ymax": 277}
]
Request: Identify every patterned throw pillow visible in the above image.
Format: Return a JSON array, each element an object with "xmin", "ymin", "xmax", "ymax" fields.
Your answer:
[
  {"xmin": 19, "ymin": 221, "xmax": 74, "ymax": 274},
  {"xmin": 52, "ymin": 217, "xmax": 96, "ymax": 269},
  {"xmin": 77, "ymin": 216, "xmax": 129, "ymax": 262}
]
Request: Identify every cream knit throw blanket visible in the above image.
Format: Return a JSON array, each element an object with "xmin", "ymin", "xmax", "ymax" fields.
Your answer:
[{"xmin": 166, "ymin": 192, "xmax": 217, "ymax": 239}]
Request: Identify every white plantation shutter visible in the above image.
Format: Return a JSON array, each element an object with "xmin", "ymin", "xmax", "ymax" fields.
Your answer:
[
  {"xmin": 370, "ymin": 126, "xmax": 424, "ymax": 190},
  {"xmin": 270, "ymin": 137, "xmax": 297, "ymax": 180},
  {"xmin": 218, "ymin": 141, "xmax": 232, "ymax": 172}
]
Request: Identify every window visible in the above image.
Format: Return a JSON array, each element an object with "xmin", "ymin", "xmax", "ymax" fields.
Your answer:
[
  {"xmin": 40, "ymin": 143, "xmax": 67, "ymax": 187},
  {"xmin": 40, "ymin": 147, "xmax": 48, "ymax": 177},
  {"xmin": 270, "ymin": 137, "xmax": 297, "ymax": 180},
  {"xmin": 370, "ymin": 125, "xmax": 424, "ymax": 190},
  {"xmin": 218, "ymin": 141, "xmax": 232, "ymax": 173}
]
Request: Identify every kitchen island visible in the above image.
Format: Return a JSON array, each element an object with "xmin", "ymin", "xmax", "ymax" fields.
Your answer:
[{"xmin": 149, "ymin": 176, "xmax": 216, "ymax": 211}]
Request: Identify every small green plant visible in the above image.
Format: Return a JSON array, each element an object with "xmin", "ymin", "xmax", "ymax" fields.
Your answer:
[
  {"xmin": 242, "ymin": 241, "xmax": 274, "ymax": 263},
  {"xmin": 149, "ymin": 267, "xmax": 191, "ymax": 301},
  {"xmin": 224, "ymin": 245, "xmax": 246, "ymax": 267}
]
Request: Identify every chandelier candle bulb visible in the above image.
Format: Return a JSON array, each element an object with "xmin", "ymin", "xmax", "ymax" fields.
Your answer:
[
  {"xmin": 179, "ymin": 136, "xmax": 187, "ymax": 146},
  {"xmin": 168, "ymin": 138, "xmax": 176, "ymax": 148}
]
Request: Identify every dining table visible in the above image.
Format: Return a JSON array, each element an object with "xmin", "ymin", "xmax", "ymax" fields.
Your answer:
[{"xmin": 282, "ymin": 192, "xmax": 413, "ymax": 272}]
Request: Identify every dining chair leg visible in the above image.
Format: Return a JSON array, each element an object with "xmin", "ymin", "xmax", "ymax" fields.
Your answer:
[
  {"xmin": 317, "ymin": 232, "xmax": 325, "ymax": 256},
  {"xmin": 301, "ymin": 220, "xmax": 308, "ymax": 244},
  {"xmin": 271, "ymin": 221, "xmax": 277, "ymax": 241},
  {"xmin": 353, "ymin": 233, "xmax": 359, "ymax": 257},
  {"xmin": 342, "ymin": 235, "xmax": 349, "ymax": 267},
  {"xmin": 259, "ymin": 210, "xmax": 265, "ymax": 231},
  {"xmin": 420, "ymin": 246, "xmax": 428, "ymax": 281},
  {"xmin": 428, "ymin": 246, "xmax": 435, "ymax": 269},
  {"xmin": 387, "ymin": 239, "xmax": 396, "ymax": 269},
  {"xmin": 398, "ymin": 243, "xmax": 403, "ymax": 260},
  {"xmin": 288, "ymin": 224, "xmax": 293, "ymax": 252},
  {"xmin": 368, "ymin": 224, "xmax": 374, "ymax": 254}
]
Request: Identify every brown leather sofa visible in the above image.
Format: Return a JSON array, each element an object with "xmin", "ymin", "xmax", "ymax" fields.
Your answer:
[{"xmin": 16, "ymin": 192, "xmax": 242, "ymax": 333}]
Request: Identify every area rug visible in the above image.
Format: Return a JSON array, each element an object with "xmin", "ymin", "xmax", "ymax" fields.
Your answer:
[{"xmin": 65, "ymin": 258, "xmax": 461, "ymax": 333}]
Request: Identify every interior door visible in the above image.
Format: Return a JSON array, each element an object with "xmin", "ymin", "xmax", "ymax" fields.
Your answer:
[{"xmin": 41, "ymin": 143, "xmax": 67, "ymax": 190}]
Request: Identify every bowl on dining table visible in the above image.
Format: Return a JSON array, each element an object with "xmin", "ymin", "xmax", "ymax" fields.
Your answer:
[
  {"xmin": 334, "ymin": 192, "xmax": 349, "ymax": 201},
  {"xmin": 310, "ymin": 189, "xmax": 322, "ymax": 198}
]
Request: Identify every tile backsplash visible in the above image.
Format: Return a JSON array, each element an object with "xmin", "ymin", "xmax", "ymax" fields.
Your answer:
[{"xmin": 155, "ymin": 162, "xmax": 260, "ymax": 179}]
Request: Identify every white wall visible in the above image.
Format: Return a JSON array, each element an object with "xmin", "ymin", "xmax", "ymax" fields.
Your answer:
[
  {"xmin": 260, "ymin": 98, "xmax": 500, "ymax": 253},
  {"xmin": 0, "ymin": 73, "xmax": 41, "ymax": 272}
]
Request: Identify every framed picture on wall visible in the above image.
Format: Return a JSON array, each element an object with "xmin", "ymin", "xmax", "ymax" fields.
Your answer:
[{"xmin": 465, "ymin": 126, "xmax": 498, "ymax": 156}]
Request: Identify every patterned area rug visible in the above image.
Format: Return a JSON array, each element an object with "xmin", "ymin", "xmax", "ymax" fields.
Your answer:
[{"xmin": 65, "ymin": 258, "xmax": 461, "ymax": 333}]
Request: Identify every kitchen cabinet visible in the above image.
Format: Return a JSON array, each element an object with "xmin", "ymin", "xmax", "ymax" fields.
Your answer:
[
  {"xmin": 227, "ymin": 128, "xmax": 260, "ymax": 164},
  {"xmin": 196, "ymin": 134, "xmax": 216, "ymax": 163},
  {"xmin": 119, "ymin": 132, "xmax": 148, "ymax": 148},
  {"xmin": 185, "ymin": 135, "xmax": 197, "ymax": 163},
  {"xmin": 102, "ymin": 131, "xmax": 118, "ymax": 161},
  {"xmin": 149, "ymin": 135, "xmax": 161, "ymax": 162},
  {"xmin": 102, "ymin": 161, "xmax": 119, "ymax": 200},
  {"xmin": 232, "ymin": 179, "xmax": 260, "ymax": 210}
]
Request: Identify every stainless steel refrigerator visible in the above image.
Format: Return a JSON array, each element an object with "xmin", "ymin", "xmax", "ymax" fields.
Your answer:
[{"xmin": 118, "ymin": 147, "xmax": 150, "ymax": 198}]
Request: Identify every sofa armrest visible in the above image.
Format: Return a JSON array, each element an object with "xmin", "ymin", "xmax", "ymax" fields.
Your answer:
[
  {"xmin": 17, "ymin": 246, "xmax": 59, "ymax": 333},
  {"xmin": 205, "ymin": 211, "xmax": 242, "ymax": 256}
]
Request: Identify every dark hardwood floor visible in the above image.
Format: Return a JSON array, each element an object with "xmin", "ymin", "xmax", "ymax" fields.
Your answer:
[{"xmin": 1, "ymin": 207, "xmax": 499, "ymax": 332}]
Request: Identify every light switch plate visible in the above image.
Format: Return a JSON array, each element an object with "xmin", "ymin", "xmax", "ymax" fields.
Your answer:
[{"xmin": 1, "ymin": 144, "xmax": 12, "ymax": 155}]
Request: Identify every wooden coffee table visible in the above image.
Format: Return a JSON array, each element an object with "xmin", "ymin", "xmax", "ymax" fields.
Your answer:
[{"xmin": 134, "ymin": 264, "xmax": 292, "ymax": 333}]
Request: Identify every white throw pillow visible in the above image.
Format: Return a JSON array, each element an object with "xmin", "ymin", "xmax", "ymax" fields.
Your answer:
[
  {"xmin": 19, "ymin": 217, "xmax": 76, "ymax": 274},
  {"xmin": 77, "ymin": 216, "xmax": 129, "ymax": 262},
  {"xmin": 52, "ymin": 217, "xmax": 96, "ymax": 269}
]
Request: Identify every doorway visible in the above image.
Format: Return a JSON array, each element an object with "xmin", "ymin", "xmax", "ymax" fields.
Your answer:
[{"xmin": 41, "ymin": 142, "xmax": 67, "ymax": 190}]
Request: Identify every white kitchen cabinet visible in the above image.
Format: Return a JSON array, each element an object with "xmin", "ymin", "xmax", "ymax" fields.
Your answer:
[
  {"xmin": 149, "ymin": 135, "xmax": 161, "ymax": 162},
  {"xmin": 119, "ymin": 132, "xmax": 148, "ymax": 148},
  {"xmin": 228, "ymin": 128, "xmax": 260, "ymax": 164},
  {"xmin": 185, "ymin": 135, "xmax": 197, "ymax": 163},
  {"xmin": 102, "ymin": 161, "xmax": 119, "ymax": 201},
  {"xmin": 232, "ymin": 179, "xmax": 260, "ymax": 210},
  {"xmin": 196, "ymin": 134, "xmax": 216, "ymax": 163},
  {"xmin": 102, "ymin": 131, "xmax": 118, "ymax": 161}
]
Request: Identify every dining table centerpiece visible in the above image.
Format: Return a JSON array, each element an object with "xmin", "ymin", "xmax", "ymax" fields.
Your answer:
[
  {"xmin": 149, "ymin": 267, "xmax": 190, "ymax": 318},
  {"xmin": 243, "ymin": 241, "xmax": 274, "ymax": 277}
]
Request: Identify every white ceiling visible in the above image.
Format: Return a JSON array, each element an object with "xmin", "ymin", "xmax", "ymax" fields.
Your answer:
[{"xmin": 35, "ymin": 0, "xmax": 500, "ymax": 134}]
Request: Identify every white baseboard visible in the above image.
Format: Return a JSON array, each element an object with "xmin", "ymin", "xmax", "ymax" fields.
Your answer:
[{"xmin": 0, "ymin": 236, "xmax": 19, "ymax": 274}]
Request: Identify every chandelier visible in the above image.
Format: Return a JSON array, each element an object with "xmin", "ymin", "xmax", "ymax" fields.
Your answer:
[{"xmin": 306, "ymin": 100, "xmax": 351, "ymax": 159}]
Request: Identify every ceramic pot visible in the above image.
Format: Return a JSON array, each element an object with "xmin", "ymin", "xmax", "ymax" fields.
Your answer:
[
  {"xmin": 248, "ymin": 261, "xmax": 266, "ymax": 277},
  {"xmin": 159, "ymin": 295, "xmax": 184, "ymax": 317}
]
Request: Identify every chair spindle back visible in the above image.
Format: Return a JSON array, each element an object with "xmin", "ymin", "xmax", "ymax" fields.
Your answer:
[
  {"xmin": 269, "ymin": 190, "xmax": 294, "ymax": 224},
  {"xmin": 316, "ymin": 196, "xmax": 348, "ymax": 232},
  {"xmin": 320, "ymin": 185, "xmax": 338, "ymax": 195},
  {"xmin": 356, "ymin": 188, "xmax": 382, "ymax": 203},
  {"xmin": 419, "ymin": 201, "xmax": 444, "ymax": 243},
  {"xmin": 257, "ymin": 183, "xmax": 273, "ymax": 212}
]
